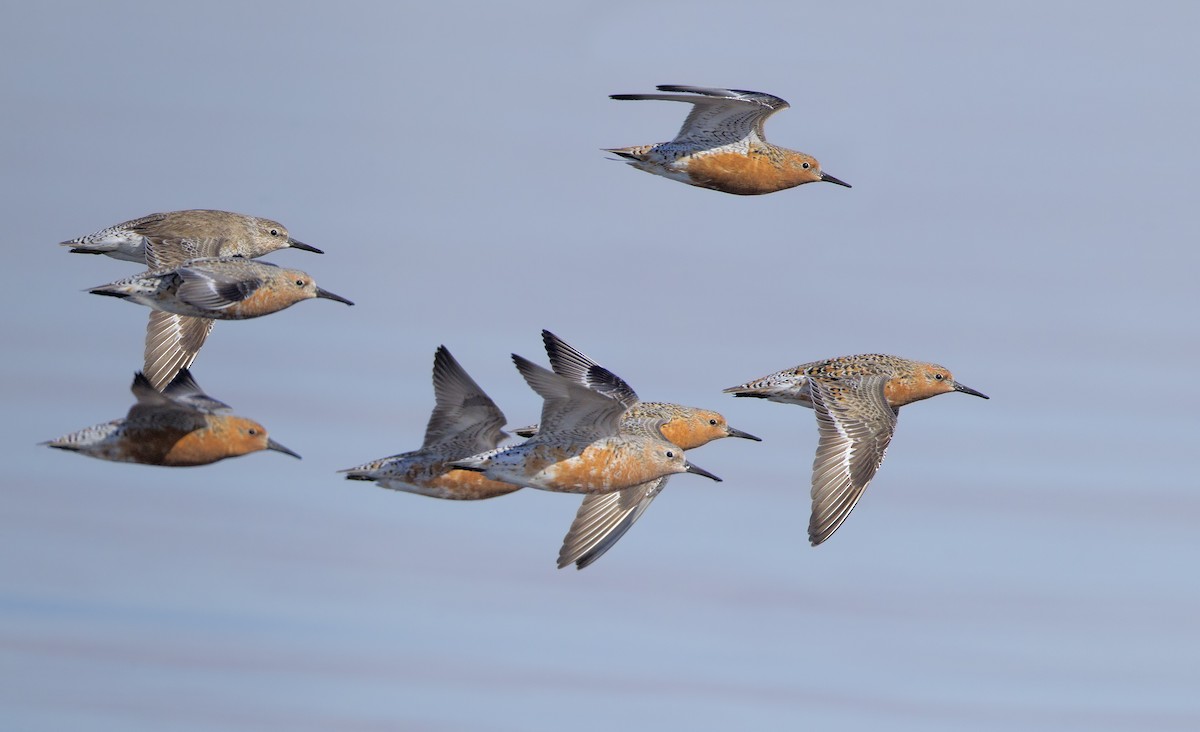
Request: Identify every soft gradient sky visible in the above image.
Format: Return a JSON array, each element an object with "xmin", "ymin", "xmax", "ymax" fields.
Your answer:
[{"xmin": 3, "ymin": 2, "xmax": 1198, "ymax": 730}]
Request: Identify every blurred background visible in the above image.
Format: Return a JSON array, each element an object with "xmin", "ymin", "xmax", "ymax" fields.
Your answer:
[{"xmin": 2, "ymin": 1, "xmax": 1198, "ymax": 730}]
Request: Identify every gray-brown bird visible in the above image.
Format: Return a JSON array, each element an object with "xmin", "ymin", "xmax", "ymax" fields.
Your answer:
[
  {"xmin": 725, "ymin": 354, "xmax": 987, "ymax": 546},
  {"xmin": 62, "ymin": 210, "xmax": 324, "ymax": 391},
  {"xmin": 60, "ymin": 209, "xmax": 322, "ymax": 262}
]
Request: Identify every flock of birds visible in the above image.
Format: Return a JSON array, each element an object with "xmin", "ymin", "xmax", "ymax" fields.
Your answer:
[{"xmin": 44, "ymin": 85, "xmax": 988, "ymax": 567}]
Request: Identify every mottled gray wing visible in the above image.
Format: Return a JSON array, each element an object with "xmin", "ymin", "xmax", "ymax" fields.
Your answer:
[
  {"xmin": 131, "ymin": 210, "xmax": 233, "ymax": 244},
  {"xmin": 807, "ymin": 375, "xmax": 898, "ymax": 546},
  {"xmin": 512, "ymin": 355, "xmax": 624, "ymax": 441},
  {"xmin": 145, "ymin": 235, "xmax": 222, "ymax": 270},
  {"xmin": 124, "ymin": 371, "xmax": 205, "ymax": 430},
  {"xmin": 143, "ymin": 311, "xmax": 215, "ymax": 392},
  {"xmin": 423, "ymin": 345, "xmax": 509, "ymax": 454},
  {"xmin": 541, "ymin": 330, "xmax": 639, "ymax": 408},
  {"xmin": 557, "ymin": 477, "xmax": 669, "ymax": 569},
  {"xmin": 175, "ymin": 264, "xmax": 263, "ymax": 310},
  {"xmin": 612, "ymin": 85, "xmax": 789, "ymax": 148},
  {"xmin": 122, "ymin": 211, "xmax": 172, "ymax": 235}
]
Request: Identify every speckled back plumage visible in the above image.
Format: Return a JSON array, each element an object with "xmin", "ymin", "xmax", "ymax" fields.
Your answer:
[{"xmin": 726, "ymin": 354, "xmax": 987, "ymax": 546}]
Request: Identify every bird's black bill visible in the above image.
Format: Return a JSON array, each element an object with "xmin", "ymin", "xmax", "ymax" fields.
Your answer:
[
  {"xmin": 684, "ymin": 461, "xmax": 722, "ymax": 482},
  {"xmin": 727, "ymin": 426, "xmax": 762, "ymax": 441},
  {"xmin": 316, "ymin": 288, "xmax": 354, "ymax": 306},
  {"xmin": 953, "ymin": 382, "xmax": 989, "ymax": 399},
  {"xmin": 288, "ymin": 238, "xmax": 324, "ymax": 254},
  {"xmin": 267, "ymin": 439, "xmax": 301, "ymax": 459},
  {"xmin": 820, "ymin": 172, "xmax": 852, "ymax": 188}
]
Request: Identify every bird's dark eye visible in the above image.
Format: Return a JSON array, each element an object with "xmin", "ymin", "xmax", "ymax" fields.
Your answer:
[
  {"xmin": 270, "ymin": 229, "xmax": 280, "ymax": 236},
  {"xmin": 934, "ymin": 373, "xmax": 945, "ymax": 380},
  {"xmin": 709, "ymin": 419, "xmax": 718, "ymax": 426},
  {"xmin": 295, "ymin": 279, "xmax": 305, "ymax": 287},
  {"xmin": 802, "ymin": 162, "xmax": 811, "ymax": 169},
  {"xmin": 247, "ymin": 428, "xmax": 258, "ymax": 435},
  {"xmin": 665, "ymin": 450, "xmax": 675, "ymax": 458}
]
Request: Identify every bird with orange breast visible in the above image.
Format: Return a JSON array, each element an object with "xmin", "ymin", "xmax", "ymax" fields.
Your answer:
[
  {"xmin": 607, "ymin": 85, "xmax": 851, "ymax": 195},
  {"xmin": 725, "ymin": 354, "xmax": 987, "ymax": 545},
  {"xmin": 45, "ymin": 369, "xmax": 299, "ymax": 466}
]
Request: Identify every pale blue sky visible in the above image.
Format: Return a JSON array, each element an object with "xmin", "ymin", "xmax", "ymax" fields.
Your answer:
[{"xmin": 3, "ymin": 2, "xmax": 1198, "ymax": 730}]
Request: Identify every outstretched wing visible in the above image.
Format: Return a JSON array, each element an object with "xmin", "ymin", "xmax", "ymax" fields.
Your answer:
[
  {"xmin": 423, "ymin": 345, "xmax": 509, "ymax": 454},
  {"xmin": 611, "ymin": 85, "xmax": 789, "ymax": 149},
  {"xmin": 557, "ymin": 477, "xmax": 669, "ymax": 569},
  {"xmin": 807, "ymin": 375, "xmax": 898, "ymax": 546},
  {"xmin": 541, "ymin": 330, "xmax": 639, "ymax": 408},
  {"xmin": 512, "ymin": 355, "xmax": 625, "ymax": 442},
  {"xmin": 143, "ymin": 312, "xmax": 215, "ymax": 392}
]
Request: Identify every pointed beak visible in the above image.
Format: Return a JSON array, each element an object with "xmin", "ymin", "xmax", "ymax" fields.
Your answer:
[
  {"xmin": 726, "ymin": 426, "xmax": 762, "ymax": 441},
  {"xmin": 953, "ymin": 381, "xmax": 989, "ymax": 399},
  {"xmin": 288, "ymin": 238, "xmax": 324, "ymax": 254},
  {"xmin": 316, "ymin": 288, "xmax": 354, "ymax": 306},
  {"xmin": 820, "ymin": 171, "xmax": 852, "ymax": 188},
  {"xmin": 684, "ymin": 460, "xmax": 722, "ymax": 482},
  {"xmin": 267, "ymin": 438, "xmax": 301, "ymax": 459}
]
